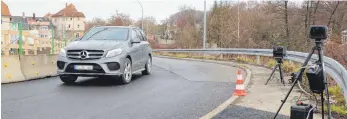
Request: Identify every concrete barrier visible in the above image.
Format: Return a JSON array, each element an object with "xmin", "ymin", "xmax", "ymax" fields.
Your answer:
[
  {"xmin": 47, "ymin": 55, "xmax": 58, "ymax": 76},
  {"xmin": 19, "ymin": 55, "xmax": 57, "ymax": 80},
  {"xmin": 1, "ymin": 56, "xmax": 26, "ymax": 83}
]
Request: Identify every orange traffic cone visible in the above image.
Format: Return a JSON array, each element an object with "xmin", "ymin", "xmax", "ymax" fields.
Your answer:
[{"xmin": 233, "ymin": 69, "xmax": 247, "ymax": 96}]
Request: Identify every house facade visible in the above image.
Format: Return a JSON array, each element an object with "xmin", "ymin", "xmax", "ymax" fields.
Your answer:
[
  {"xmin": 11, "ymin": 13, "xmax": 53, "ymax": 40},
  {"xmin": 50, "ymin": 3, "xmax": 85, "ymax": 39}
]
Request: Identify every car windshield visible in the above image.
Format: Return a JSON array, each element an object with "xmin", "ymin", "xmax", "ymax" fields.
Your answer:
[{"xmin": 80, "ymin": 27, "xmax": 129, "ymax": 40}]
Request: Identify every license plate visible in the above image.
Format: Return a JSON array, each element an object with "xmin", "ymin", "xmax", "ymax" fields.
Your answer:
[{"xmin": 74, "ymin": 65, "xmax": 93, "ymax": 70}]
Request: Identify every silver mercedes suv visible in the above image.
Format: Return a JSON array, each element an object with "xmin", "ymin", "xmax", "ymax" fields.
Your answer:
[{"xmin": 57, "ymin": 26, "xmax": 152, "ymax": 84}]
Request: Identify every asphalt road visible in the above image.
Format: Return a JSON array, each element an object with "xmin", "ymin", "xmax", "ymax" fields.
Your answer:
[{"xmin": 2, "ymin": 57, "xmax": 239, "ymax": 119}]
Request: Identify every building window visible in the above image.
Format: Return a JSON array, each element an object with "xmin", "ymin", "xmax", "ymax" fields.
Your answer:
[
  {"xmin": 70, "ymin": 17, "xmax": 72, "ymax": 20},
  {"xmin": 40, "ymin": 26, "xmax": 48, "ymax": 30},
  {"xmin": 77, "ymin": 24, "xmax": 80, "ymax": 28},
  {"xmin": 68, "ymin": 24, "xmax": 70, "ymax": 28}
]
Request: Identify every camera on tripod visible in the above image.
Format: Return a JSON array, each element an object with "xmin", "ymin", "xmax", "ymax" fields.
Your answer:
[
  {"xmin": 274, "ymin": 25, "xmax": 332, "ymax": 119},
  {"xmin": 310, "ymin": 25, "xmax": 328, "ymax": 40},
  {"xmin": 265, "ymin": 46, "xmax": 287, "ymax": 85},
  {"xmin": 273, "ymin": 46, "xmax": 286, "ymax": 63}
]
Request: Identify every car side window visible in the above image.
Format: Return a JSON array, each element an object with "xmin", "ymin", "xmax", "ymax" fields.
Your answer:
[
  {"xmin": 131, "ymin": 29, "xmax": 137, "ymax": 40},
  {"xmin": 135, "ymin": 29, "xmax": 145, "ymax": 41},
  {"xmin": 138, "ymin": 30, "xmax": 147, "ymax": 41}
]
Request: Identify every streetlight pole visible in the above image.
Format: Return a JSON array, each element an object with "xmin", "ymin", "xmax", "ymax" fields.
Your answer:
[
  {"xmin": 203, "ymin": 0, "xmax": 207, "ymax": 49},
  {"xmin": 136, "ymin": 0, "xmax": 144, "ymax": 31}
]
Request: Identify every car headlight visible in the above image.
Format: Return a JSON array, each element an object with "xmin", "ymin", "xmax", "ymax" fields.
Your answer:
[
  {"xmin": 106, "ymin": 48, "xmax": 123, "ymax": 58},
  {"xmin": 60, "ymin": 48, "xmax": 66, "ymax": 57}
]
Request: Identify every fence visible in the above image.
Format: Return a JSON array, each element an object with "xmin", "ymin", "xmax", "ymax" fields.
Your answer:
[
  {"xmin": 152, "ymin": 48, "xmax": 347, "ymax": 104},
  {"xmin": 1, "ymin": 21, "xmax": 77, "ymax": 56}
]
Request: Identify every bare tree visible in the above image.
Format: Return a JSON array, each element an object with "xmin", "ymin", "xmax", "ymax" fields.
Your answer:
[{"xmin": 327, "ymin": 1, "xmax": 340, "ymax": 27}]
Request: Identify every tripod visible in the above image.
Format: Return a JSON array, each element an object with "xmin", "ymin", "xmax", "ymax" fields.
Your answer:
[
  {"xmin": 265, "ymin": 58, "xmax": 285, "ymax": 86},
  {"xmin": 273, "ymin": 40, "xmax": 331, "ymax": 119}
]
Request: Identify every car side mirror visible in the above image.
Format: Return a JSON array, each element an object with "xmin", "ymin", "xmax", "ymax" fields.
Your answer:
[
  {"xmin": 131, "ymin": 38, "xmax": 141, "ymax": 44},
  {"xmin": 74, "ymin": 38, "xmax": 81, "ymax": 41}
]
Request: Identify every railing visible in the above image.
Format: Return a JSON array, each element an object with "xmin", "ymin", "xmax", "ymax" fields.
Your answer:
[
  {"xmin": 153, "ymin": 48, "xmax": 347, "ymax": 103},
  {"xmin": 1, "ymin": 30, "xmax": 65, "ymax": 55}
]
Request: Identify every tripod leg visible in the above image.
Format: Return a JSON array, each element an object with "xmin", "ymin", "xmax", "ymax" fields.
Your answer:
[
  {"xmin": 265, "ymin": 64, "xmax": 278, "ymax": 85},
  {"xmin": 321, "ymin": 92, "xmax": 324, "ymax": 119},
  {"xmin": 278, "ymin": 64, "xmax": 285, "ymax": 86},
  {"xmin": 317, "ymin": 43, "xmax": 331, "ymax": 119}
]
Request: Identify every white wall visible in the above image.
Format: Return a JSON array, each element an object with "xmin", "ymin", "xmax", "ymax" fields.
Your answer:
[
  {"xmin": 52, "ymin": 17, "xmax": 85, "ymax": 31},
  {"xmin": 1, "ymin": 16, "xmax": 11, "ymax": 30}
]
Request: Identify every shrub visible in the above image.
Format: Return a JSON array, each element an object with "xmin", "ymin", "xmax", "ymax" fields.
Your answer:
[
  {"xmin": 331, "ymin": 105, "xmax": 347, "ymax": 116},
  {"xmin": 235, "ymin": 56, "xmax": 255, "ymax": 64},
  {"xmin": 267, "ymin": 59, "xmax": 276, "ymax": 68},
  {"xmin": 325, "ymin": 105, "xmax": 347, "ymax": 117},
  {"xmin": 282, "ymin": 61, "xmax": 298, "ymax": 73},
  {"xmin": 175, "ymin": 53, "xmax": 189, "ymax": 58},
  {"xmin": 328, "ymin": 86, "xmax": 345, "ymax": 105}
]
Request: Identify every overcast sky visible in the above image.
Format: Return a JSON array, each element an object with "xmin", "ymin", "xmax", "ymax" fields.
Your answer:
[{"xmin": 3, "ymin": 0, "xmax": 303, "ymax": 24}]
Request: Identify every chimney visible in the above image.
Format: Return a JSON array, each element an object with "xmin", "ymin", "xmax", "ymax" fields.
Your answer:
[
  {"xmin": 22, "ymin": 12, "xmax": 25, "ymax": 18},
  {"xmin": 33, "ymin": 13, "xmax": 36, "ymax": 20},
  {"xmin": 66, "ymin": 3, "xmax": 68, "ymax": 7}
]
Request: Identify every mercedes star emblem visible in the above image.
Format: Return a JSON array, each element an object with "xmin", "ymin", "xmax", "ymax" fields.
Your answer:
[{"xmin": 80, "ymin": 50, "xmax": 89, "ymax": 59}]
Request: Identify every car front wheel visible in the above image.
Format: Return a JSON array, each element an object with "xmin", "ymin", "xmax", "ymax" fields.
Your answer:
[
  {"xmin": 142, "ymin": 57, "xmax": 152, "ymax": 75},
  {"xmin": 120, "ymin": 58, "xmax": 132, "ymax": 84}
]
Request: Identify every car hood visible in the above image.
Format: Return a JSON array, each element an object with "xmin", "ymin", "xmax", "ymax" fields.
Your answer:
[{"xmin": 65, "ymin": 40, "xmax": 127, "ymax": 51}]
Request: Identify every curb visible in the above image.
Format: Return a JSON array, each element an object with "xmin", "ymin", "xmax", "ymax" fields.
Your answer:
[
  {"xmin": 1, "ymin": 74, "xmax": 58, "ymax": 84},
  {"xmin": 153, "ymin": 56, "xmax": 253, "ymax": 119}
]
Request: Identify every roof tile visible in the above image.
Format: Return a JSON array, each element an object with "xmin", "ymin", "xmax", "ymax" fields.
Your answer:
[
  {"xmin": 1, "ymin": 1, "xmax": 11, "ymax": 16},
  {"xmin": 51, "ymin": 3, "xmax": 85, "ymax": 17}
]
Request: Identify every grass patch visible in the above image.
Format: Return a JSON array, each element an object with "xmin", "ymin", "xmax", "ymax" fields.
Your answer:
[
  {"xmin": 324, "ymin": 104, "xmax": 347, "ymax": 117},
  {"xmin": 331, "ymin": 105, "xmax": 347, "ymax": 116},
  {"xmin": 205, "ymin": 55, "xmax": 217, "ymax": 60},
  {"xmin": 174, "ymin": 53, "xmax": 189, "ymax": 58},
  {"xmin": 235, "ymin": 56, "xmax": 255, "ymax": 64},
  {"xmin": 328, "ymin": 86, "xmax": 345, "ymax": 105},
  {"xmin": 282, "ymin": 61, "xmax": 299, "ymax": 73},
  {"xmin": 267, "ymin": 59, "xmax": 276, "ymax": 68}
]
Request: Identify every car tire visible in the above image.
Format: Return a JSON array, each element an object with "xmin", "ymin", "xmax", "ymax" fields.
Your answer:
[
  {"xmin": 120, "ymin": 58, "xmax": 132, "ymax": 84},
  {"xmin": 142, "ymin": 56, "xmax": 152, "ymax": 75},
  {"xmin": 60, "ymin": 75, "xmax": 78, "ymax": 84}
]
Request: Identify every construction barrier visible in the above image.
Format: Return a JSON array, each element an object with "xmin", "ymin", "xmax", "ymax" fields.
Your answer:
[
  {"xmin": 1, "ymin": 55, "xmax": 58, "ymax": 83},
  {"xmin": 1, "ymin": 56, "xmax": 26, "ymax": 83}
]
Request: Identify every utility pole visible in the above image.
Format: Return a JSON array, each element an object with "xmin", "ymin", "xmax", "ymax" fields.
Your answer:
[
  {"xmin": 136, "ymin": 0, "xmax": 144, "ymax": 31},
  {"xmin": 203, "ymin": 0, "xmax": 207, "ymax": 49}
]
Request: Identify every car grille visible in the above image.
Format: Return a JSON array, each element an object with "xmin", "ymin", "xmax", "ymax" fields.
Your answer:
[
  {"xmin": 67, "ymin": 50, "xmax": 104, "ymax": 60},
  {"xmin": 65, "ymin": 63, "xmax": 105, "ymax": 73}
]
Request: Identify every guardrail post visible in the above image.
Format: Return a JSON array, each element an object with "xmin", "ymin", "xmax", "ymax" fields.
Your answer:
[{"xmin": 256, "ymin": 55, "xmax": 260, "ymax": 65}]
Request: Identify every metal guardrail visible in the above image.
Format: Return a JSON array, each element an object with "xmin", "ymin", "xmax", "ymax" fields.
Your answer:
[{"xmin": 153, "ymin": 48, "xmax": 347, "ymax": 103}]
